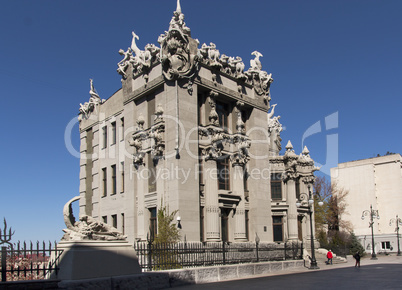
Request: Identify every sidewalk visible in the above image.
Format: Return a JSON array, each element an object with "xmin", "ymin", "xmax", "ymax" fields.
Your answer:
[
  {"xmin": 249, "ymin": 254, "xmax": 402, "ymax": 278},
  {"xmin": 209, "ymin": 254, "xmax": 402, "ymax": 283},
  {"xmin": 175, "ymin": 255, "xmax": 402, "ymax": 290}
]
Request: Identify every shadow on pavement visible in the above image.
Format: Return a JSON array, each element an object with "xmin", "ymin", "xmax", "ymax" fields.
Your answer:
[{"xmin": 173, "ymin": 264, "xmax": 402, "ymax": 290}]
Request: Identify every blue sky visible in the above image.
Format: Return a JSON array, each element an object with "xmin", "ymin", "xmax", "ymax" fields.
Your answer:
[{"xmin": 1, "ymin": 0, "xmax": 401, "ymax": 243}]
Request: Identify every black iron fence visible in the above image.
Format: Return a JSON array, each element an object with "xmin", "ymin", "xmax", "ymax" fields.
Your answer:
[
  {"xmin": 135, "ymin": 241, "xmax": 303, "ymax": 271},
  {"xmin": 0, "ymin": 241, "xmax": 63, "ymax": 282}
]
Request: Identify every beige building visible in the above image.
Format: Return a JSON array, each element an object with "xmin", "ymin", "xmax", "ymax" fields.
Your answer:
[
  {"xmin": 331, "ymin": 154, "xmax": 402, "ymax": 254},
  {"xmin": 77, "ymin": 1, "xmax": 318, "ymax": 245}
]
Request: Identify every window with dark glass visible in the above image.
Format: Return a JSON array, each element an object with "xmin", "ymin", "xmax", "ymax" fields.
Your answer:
[
  {"xmin": 111, "ymin": 165, "xmax": 117, "ymax": 195},
  {"xmin": 243, "ymin": 168, "xmax": 248, "ymax": 191},
  {"xmin": 199, "ymin": 150, "xmax": 204, "ymax": 195},
  {"xmin": 121, "ymin": 162, "xmax": 124, "ymax": 193},
  {"xmin": 216, "ymin": 101, "xmax": 229, "ymax": 130},
  {"xmin": 149, "ymin": 207, "xmax": 157, "ymax": 240},
  {"xmin": 200, "ymin": 207, "xmax": 204, "ymax": 242},
  {"xmin": 221, "ymin": 208, "xmax": 230, "ymax": 242},
  {"xmin": 102, "ymin": 216, "xmax": 107, "ymax": 224},
  {"xmin": 273, "ymin": 216, "xmax": 283, "ymax": 242},
  {"xmin": 112, "ymin": 214, "xmax": 117, "ymax": 228},
  {"xmin": 382, "ymin": 241, "xmax": 391, "ymax": 249},
  {"xmin": 148, "ymin": 155, "xmax": 157, "ymax": 192},
  {"xmin": 271, "ymin": 173, "xmax": 282, "ymax": 200},
  {"xmin": 121, "ymin": 213, "xmax": 125, "ymax": 234},
  {"xmin": 102, "ymin": 126, "xmax": 107, "ymax": 149},
  {"xmin": 295, "ymin": 178, "xmax": 300, "ymax": 200},
  {"xmin": 245, "ymin": 210, "xmax": 249, "ymax": 240},
  {"xmin": 102, "ymin": 167, "xmax": 107, "ymax": 197},
  {"xmin": 217, "ymin": 157, "xmax": 230, "ymax": 190},
  {"xmin": 120, "ymin": 117, "xmax": 124, "ymax": 141},
  {"xmin": 111, "ymin": 122, "xmax": 116, "ymax": 145}
]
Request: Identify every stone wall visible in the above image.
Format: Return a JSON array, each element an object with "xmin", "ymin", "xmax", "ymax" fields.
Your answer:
[{"xmin": 57, "ymin": 260, "xmax": 304, "ymax": 289}]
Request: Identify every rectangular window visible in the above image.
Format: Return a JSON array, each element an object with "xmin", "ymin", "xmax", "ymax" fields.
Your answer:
[
  {"xmin": 111, "ymin": 122, "xmax": 116, "ymax": 145},
  {"xmin": 295, "ymin": 178, "xmax": 300, "ymax": 200},
  {"xmin": 102, "ymin": 167, "xmax": 107, "ymax": 197},
  {"xmin": 245, "ymin": 210, "xmax": 249, "ymax": 240},
  {"xmin": 102, "ymin": 126, "xmax": 107, "ymax": 149},
  {"xmin": 243, "ymin": 169, "xmax": 249, "ymax": 195},
  {"xmin": 148, "ymin": 155, "xmax": 157, "ymax": 193},
  {"xmin": 199, "ymin": 150, "xmax": 204, "ymax": 195},
  {"xmin": 149, "ymin": 208, "xmax": 157, "ymax": 240},
  {"xmin": 217, "ymin": 157, "xmax": 230, "ymax": 190},
  {"xmin": 112, "ymin": 214, "xmax": 117, "ymax": 228},
  {"xmin": 216, "ymin": 101, "xmax": 229, "ymax": 130},
  {"xmin": 121, "ymin": 213, "xmax": 125, "ymax": 235},
  {"xmin": 102, "ymin": 216, "xmax": 107, "ymax": 224},
  {"xmin": 200, "ymin": 207, "xmax": 204, "ymax": 242},
  {"xmin": 273, "ymin": 216, "xmax": 283, "ymax": 242},
  {"xmin": 120, "ymin": 117, "xmax": 124, "ymax": 141},
  {"xmin": 271, "ymin": 173, "xmax": 282, "ymax": 200},
  {"xmin": 121, "ymin": 162, "xmax": 125, "ymax": 193},
  {"xmin": 382, "ymin": 241, "xmax": 391, "ymax": 249},
  {"xmin": 221, "ymin": 208, "xmax": 230, "ymax": 242},
  {"xmin": 111, "ymin": 165, "xmax": 117, "ymax": 195}
]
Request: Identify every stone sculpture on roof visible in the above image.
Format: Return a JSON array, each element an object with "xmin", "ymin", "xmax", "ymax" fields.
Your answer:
[
  {"xmin": 158, "ymin": 0, "xmax": 199, "ymax": 87},
  {"xmin": 246, "ymin": 51, "xmax": 273, "ymax": 102},
  {"xmin": 115, "ymin": 0, "xmax": 274, "ymax": 102},
  {"xmin": 78, "ymin": 79, "xmax": 104, "ymax": 121}
]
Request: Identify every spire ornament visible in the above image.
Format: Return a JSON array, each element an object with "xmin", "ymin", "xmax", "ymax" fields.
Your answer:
[{"xmin": 176, "ymin": 0, "xmax": 182, "ymax": 13}]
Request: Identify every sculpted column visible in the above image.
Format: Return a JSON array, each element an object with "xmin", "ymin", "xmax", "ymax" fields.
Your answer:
[
  {"xmin": 232, "ymin": 104, "xmax": 249, "ymax": 241},
  {"xmin": 286, "ymin": 178, "xmax": 299, "ymax": 241},
  {"xmin": 232, "ymin": 163, "xmax": 247, "ymax": 241},
  {"xmin": 136, "ymin": 163, "xmax": 147, "ymax": 240},
  {"xmin": 284, "ymin": 141, "xmax": 299, "ymax": 242},
  {"xmin": 204, "ymin": 156, "xmax": 220, "ymax": 241}
]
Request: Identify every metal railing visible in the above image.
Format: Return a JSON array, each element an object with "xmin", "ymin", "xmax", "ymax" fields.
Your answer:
[
  {"xmin": 135, "ymin": 241, "xmax": 303, "ymax": 271},
  {"xmin": 0, "ymin": 241, "xmax": 63, "ymax": 282}
]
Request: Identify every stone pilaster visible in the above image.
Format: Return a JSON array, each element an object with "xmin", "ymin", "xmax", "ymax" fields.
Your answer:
[
  {"xmin": 233, "ymin": 164, "xmax": 247, "ymax": 241},
  {"xmin": 136, "ymin": 164, "xmax": 147, "ymax": 240},
  {"xmin": 204, "ymin": 159, "xmax": 220, "ymax": 241}
]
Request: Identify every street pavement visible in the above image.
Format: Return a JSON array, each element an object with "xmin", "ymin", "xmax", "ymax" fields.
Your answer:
[{"xmin": 171, "ymin": 255, "xmax": 402, "ymax": 290}]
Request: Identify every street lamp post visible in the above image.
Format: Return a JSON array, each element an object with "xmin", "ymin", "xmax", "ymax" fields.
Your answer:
[
  {"xmin": 361, "ymin": 205, "xmax": 380, "ymax": 260},
  {"xmin": 296, "ymin": 184, "xmax": 322, "ymax": 270},
  {"xmin": 389, "ymin": 215, "xmax": 402, "ymax": 256}
]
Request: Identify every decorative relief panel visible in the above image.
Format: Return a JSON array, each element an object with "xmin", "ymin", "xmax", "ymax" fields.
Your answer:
[{"xmin": 129, "ymin": 108, "xmax": 166, "ymax": 167}]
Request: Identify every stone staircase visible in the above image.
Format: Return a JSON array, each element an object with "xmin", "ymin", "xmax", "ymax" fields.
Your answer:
[{"xmin": 314, "ymin": 248, "xmax": 347, "ymax": 265}]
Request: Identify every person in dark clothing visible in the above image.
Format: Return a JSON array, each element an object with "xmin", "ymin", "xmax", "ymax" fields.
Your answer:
[{"xmin": 353, "ymin": 252, "xmax": 361, "ymax": 267}]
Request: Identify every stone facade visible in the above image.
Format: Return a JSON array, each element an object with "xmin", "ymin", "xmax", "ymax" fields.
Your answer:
[
  {"xmin": 331, "ymin": 154, "xmax": 402, "ymax": 254},
  {"xmin": 77, "ymin": 1, "xmax": 318, "ymax": 245}
]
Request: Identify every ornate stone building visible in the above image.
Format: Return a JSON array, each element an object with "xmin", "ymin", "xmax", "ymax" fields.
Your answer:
[{"xmin": 77, "ymin": 1, "xmax": 318, "ymax": 244}]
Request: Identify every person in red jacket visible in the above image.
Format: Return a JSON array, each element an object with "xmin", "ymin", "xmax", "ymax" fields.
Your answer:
[{"xmin": 327, "ymin": 250, "xmax": 333, "ymax": 265}]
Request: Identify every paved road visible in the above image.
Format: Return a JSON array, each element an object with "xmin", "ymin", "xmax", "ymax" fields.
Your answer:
[{"xmin": 172, "ymin": 255, "xmax": 402, "ymax": 290}]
